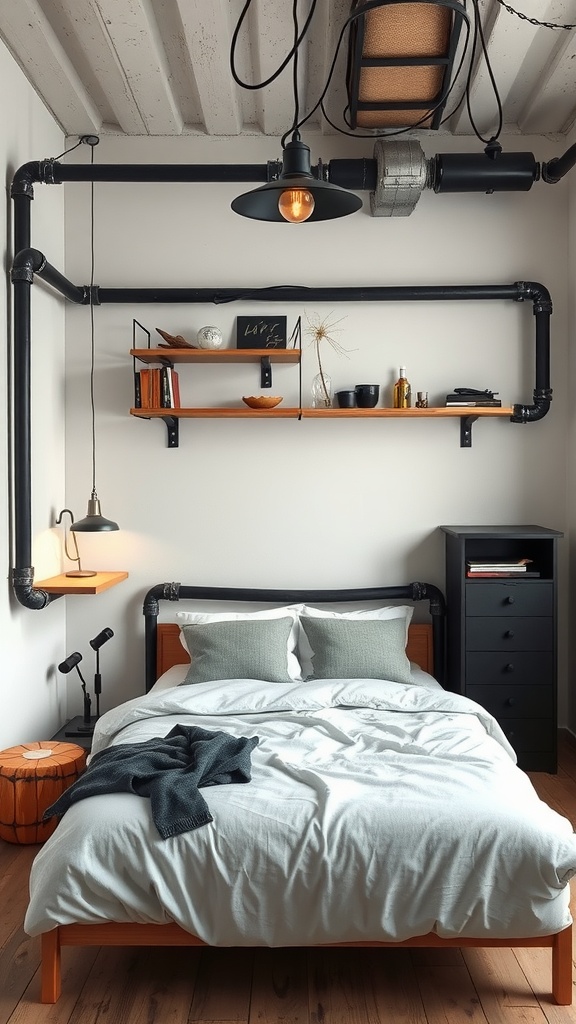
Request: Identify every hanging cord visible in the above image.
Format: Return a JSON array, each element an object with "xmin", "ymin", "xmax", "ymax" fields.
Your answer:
[
  {"xmin": 494, "ymin": 0, "xmax": 576, "ymax": 30},
  {"xmin": 465, "ymin": 0, "xmax": 503, "ymax": 145},
  {"xmin": 230, "ymin": 0, "xmax": 318, "ymax": 90},
  {"xmin": 290, "ymin": 0, "xmax": 300, "ymax": 136},
  {"xmin": 89, "ymin": 144, "xmax": 97, "ymax": 496},
  {"xmin": 49, "ymin": 138, "xmax": 86, "ymax": 162}
]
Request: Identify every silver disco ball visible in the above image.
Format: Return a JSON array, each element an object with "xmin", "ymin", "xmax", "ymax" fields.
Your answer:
[{"xmin": 197, "ymin": 325, "xmax": 224, "ymax": 349}]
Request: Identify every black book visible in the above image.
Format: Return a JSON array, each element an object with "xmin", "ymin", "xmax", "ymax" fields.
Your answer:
[{"xmin": 134, "ymin": 371, "xmax": 141, "ymax": 408}]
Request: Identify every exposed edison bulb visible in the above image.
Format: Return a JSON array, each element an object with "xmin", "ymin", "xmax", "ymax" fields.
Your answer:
[{"xmin": 278, "ymin": 188, "xmax": 315, "ymax": 223}]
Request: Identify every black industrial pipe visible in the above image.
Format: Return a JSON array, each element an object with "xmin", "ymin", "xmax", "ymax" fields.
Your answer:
[
  {"xmin": 9, "ymin": 159, "xmax": 554, "ymax": 610},
  {"xmin": 542, "ymin": 143, "xmax": 576, "ymax": 185},
  {"xmin": 143, "ymin": 582, "xmax": 446, "ymax": 693}
]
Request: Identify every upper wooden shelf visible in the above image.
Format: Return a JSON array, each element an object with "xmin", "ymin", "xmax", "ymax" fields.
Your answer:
[
  {"xmin": 33, "ymin": 571, "xmax": 129, "ymax": 595},
  {"xmin": 130, "ymin": 348, "xmax": 301, "ymax": 364}
]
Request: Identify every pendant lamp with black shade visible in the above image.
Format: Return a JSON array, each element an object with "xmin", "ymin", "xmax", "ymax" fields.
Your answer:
[
  {"xmin": 232, "ymin": 131, "xmax": 362, "ymax": 223},
  {"xmin": 231, "ymin": 0, "xmax": 361, "ymax": 225},
  {"xmin": 71, "ymin": 143, "xmax": 119, "ymax": 536}
]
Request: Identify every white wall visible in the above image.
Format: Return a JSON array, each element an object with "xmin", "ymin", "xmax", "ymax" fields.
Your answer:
[
  {"xmin": 59, "ymin": 133, "xmax": 571, "ymax": 721},
  {"xmin": 0, "ymin": 39, "xmax": 67, "ymax": 749}
]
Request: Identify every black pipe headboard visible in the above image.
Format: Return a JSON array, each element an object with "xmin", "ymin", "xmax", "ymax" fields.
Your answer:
[{"xmin": 142, "ymin": 581, "xmax": 446, "ymax": 693}]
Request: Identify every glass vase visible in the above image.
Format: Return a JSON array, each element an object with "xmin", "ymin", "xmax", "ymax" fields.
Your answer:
[{"xmin": 311, "ymin": 371, "xmax": 333, "ymax": 408}]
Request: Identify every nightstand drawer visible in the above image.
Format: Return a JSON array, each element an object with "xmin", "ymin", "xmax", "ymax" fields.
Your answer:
[
  {"xmin": 498, "ymin": 718, "xmax": 556, "ymax": 753},
  {"xmin": 466, "ymin": 583, "xmax": 553, "ymax": 617},
  {"xmin": 466, "ymin": 616, "xmax": 553, "ymax": 651},
  {"xmin": 466, "ymin": 651, "xmax": 554, "ymax": 686},
  {"xmin": 467, "ymin": 684, "xmax": 553, "ymax": 719}
]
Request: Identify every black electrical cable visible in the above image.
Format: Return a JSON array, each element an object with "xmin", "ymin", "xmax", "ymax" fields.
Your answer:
[
  {"xmin": 230, "ymin": 0, "xmax": 318, "ymax": 91},
  {"xmin": 465, "ymin": 0, "xmax": 503, "ymax": 145}
]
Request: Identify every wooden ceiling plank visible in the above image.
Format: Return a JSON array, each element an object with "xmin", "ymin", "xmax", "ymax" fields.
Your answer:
[
  {"xmin": 0, "ymin": 0, "xmax": 101, "ymax": 135},
  {"xmin": 173, "ymin": 0, "xmax": 242, "ymax": 136},
  {"xmin": 93, "ymin": 0, "xmax": 183, "ymax": 135}
]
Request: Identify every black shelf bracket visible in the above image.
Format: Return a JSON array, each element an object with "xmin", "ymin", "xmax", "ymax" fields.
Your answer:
[
  {"xmin": 260, "ymin": 356, "xmax": 272, "ymax": 389},
  {"xmin": 460, "ymin": 415, "xmax": 478, "ymax": 447},
  {"xmin": 163, "ymin": 415, "xmax": 179, "ymax": 448}
]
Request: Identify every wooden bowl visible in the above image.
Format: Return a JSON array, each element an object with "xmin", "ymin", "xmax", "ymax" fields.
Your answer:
[{"xmin": 242, "ymin": 396, "xmax": 283, "ymax": 410}]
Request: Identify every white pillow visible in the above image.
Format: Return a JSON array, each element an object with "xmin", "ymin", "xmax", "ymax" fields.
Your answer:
[
  {"xmin": 296, "ymin": 604, "xmax": 414, "ymax": 680},
  {"xmin": 176, "ymin": 606, "xmax": 304, "ymax": 682}
]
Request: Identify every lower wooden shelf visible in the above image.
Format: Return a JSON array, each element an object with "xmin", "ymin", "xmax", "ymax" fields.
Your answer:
[
  {"xmin": 33, "ymin": 571, "xmax": 129, "ymax": 595},
  {"xmin": 130, "ymin": 406, "xmax": 514, "ymax": 448}
]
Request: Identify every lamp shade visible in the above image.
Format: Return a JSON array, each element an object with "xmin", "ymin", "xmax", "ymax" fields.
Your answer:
[
  {"xmin": 231, "ymin": 138, "xmax": 363, "ymax": 223},
  {"xmin": 70, "ymin": 492, "xmax": 119, "ymax": 532}
]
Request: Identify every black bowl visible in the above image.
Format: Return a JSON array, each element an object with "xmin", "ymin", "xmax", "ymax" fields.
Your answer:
[
  {"xmin": 355, "ymin": 384, "xmax": 380, "ymax": 408},
  {"xmin": 336, "ymin": 390, "xmax": 357, "ymax": 408}
]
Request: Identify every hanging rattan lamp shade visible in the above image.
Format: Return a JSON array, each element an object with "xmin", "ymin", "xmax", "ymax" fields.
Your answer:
[{"xmin": 347, "ymin": 0, "xmax": 465, "ymax": 130}]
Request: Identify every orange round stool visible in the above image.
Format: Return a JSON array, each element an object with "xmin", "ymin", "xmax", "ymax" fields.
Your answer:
[{"xmin": 0, "ymin": 741, "xmax": 86, "ymax": 844}]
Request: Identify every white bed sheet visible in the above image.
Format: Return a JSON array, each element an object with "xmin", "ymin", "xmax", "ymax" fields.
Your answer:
[{"xmin": 25, "ymin": 676, "xmax": 576, "ymax": 945}]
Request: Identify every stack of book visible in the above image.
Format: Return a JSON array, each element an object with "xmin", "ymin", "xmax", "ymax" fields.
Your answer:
[
  {"xmin": 445, "ymin": 388, "xmax": 501, "ymax": 408},
  {"xmin": 134, "ymin": 366, "xmax": 180, "ymax": 409},
  {"xmin": 466, "ymin": 558, "xmax": 539, "ymax": 578}
]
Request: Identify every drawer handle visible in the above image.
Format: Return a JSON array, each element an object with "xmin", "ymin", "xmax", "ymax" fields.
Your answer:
[
  {"xmin": 505, "ymin": 596, "xmax": 515, "ymax": 605},
  {"xmin": 506, "ymin": 697, "xmax": 515, "ymax": 707},
  {"xmin": 504, "ymin": 630, "xmax": 515, "ymax": 639},
  {"xmin": 505, "ymin": 663, "xmax": 515, "ymax": 673}
]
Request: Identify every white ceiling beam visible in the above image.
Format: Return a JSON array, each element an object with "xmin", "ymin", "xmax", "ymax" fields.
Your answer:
[
  {"xmin": 450, "ymin": 0, "xmax": 576, "ymax": 136},
  {"xmin": 53, "ymin": 0, "xmax": 147, "ymax": 134},
  {"xmin": 311, "ymin": 0, "xmax": 351, "ymax": 138},
  {"xmin": 93, "ymin": 0, "xmax": 183, "ymax": 135},
  {"xmin": 0, "ymin": 0, "xmax": 101, "ymax": 135},
  {"xmin": 248, "ymin": 1, "xmax": 301, "ymax": 137},
  {"xmin": 519, "ymin": 28, "xmax": 576, "ymax": 134},
  {"xmin": 173, "ymin": 0, "xmax": 241, "ymax": 136}
]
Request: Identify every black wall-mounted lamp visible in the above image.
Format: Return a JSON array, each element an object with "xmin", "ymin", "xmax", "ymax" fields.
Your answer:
[
  {"xmin": 55, "ymin": 508, "xmax": 97, "ymax": 577},
  {"xmin": 232, "ymin": 133, "xmax": 363, "ymax": 223}
]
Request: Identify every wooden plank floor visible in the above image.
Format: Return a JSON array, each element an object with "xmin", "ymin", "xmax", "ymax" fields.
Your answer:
[{"xmin": 2, "ymin": 733, "xmax": 576, "ymax": 1024}]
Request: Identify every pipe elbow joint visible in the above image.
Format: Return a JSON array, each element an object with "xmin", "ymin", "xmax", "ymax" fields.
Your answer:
[
  {"xmin": 511, "ymin": 390, "xmax": 552, "ymax": 423},
  {"xmin": 11, "ymin": 162, "xmax": 43, "ymax": 200},
  {"xmin": 11, "ymin": 247, "xmax": 46, "ymax": 284},
  {"xmin": 12, "ymin": 567, "xmax": 58, "ymax": 609},
  {"xmin": 516, "ymin": 281, "xmax": 552, "ymax": 313},
  {"xmin": 143, "ymin": 582, "xmax": 181, "ymax": 617}
]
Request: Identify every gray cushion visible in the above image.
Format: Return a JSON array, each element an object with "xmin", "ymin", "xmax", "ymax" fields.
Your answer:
[
  {"xmin": 180, "ymin": 617, "xmax": 295, "ymax": 685},
  {"xmin": 300, "ymin": 615, "xmax": 412, "ymax": 683}
]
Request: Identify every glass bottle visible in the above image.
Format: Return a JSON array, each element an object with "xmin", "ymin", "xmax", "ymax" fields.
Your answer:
[
  {"xmin": 311, "ymin": 371, "xmax": 332, "ymax": 408},
  {"xmin": 393, "ymin": 366, "xmax": 411, "ymax": 408}
]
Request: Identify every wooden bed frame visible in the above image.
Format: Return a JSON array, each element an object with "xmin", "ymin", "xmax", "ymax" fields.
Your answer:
[{"xmin": 38, "ymin": 583, "xmax": 574, "ymax": 1004}]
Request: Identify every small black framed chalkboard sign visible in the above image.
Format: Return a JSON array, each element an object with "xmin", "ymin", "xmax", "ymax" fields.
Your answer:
[{"xmin": 236, "ymin": 315, "xmax": 287, "ymax": 349}]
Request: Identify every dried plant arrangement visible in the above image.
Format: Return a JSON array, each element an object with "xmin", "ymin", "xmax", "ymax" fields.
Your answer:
[{"xmin": 305, "ymin": 311, "xmax": 350, "ymax": 408}]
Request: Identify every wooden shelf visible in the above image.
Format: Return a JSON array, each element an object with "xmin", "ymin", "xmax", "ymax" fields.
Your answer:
[
  {"xmin": 131, "ymin": 406, "xmax": 512, "ymax": 419},
  {"xmin": 301, "ymin": 407, "xmax": 513, "ymax": 418},
  {"xmin": 131, "ymin": 407, "xmax": 301, "ymax": 419},
  {"xmin": 130, "ymin": 348, "xmax": 301, "ymax": 364},
  {"xmin": 33, "ymin": 571, "xmax": 129, "ymax": 595}
]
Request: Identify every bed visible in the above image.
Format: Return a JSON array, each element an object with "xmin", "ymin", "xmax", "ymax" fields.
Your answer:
[{"xmin": 25, "ymin": 581, "xmax": 576, "ymax": 1004}]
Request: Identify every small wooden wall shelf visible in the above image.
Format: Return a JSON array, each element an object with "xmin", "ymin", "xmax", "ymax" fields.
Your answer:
[
  {"xmin": 130, "ymin": 348, "xmax": 300, "ymax": 364},
  {"xmin": 33, "ymin": 571, "xmax": 129, "ymax": 595}
]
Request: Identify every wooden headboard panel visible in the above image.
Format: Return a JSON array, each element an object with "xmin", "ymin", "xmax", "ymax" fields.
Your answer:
[{"xmin": 156, "ymin": 622, "xmax": 433, "ymax": 680}]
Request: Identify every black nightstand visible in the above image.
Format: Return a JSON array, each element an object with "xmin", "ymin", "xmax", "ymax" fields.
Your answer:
[
  {"xmin": 51, "ymin": 717, "xmax": 95, "ymax": 752},
  {"xmin": 441, "ymin": 525, "xmax": 563, "ymax": 773}
]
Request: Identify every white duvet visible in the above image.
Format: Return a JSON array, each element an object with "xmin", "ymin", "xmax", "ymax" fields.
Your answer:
[{"xmin": 25, "ymin": 675, "xmax": 576, "ymax": 944}]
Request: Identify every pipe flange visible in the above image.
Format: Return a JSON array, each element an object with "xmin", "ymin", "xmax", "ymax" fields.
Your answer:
[{"xmin": 371, "ymin": 140, "xmax": 429, "ymax": 217}]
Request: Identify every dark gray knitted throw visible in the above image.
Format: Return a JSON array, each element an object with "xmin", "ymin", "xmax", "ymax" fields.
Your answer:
[{"xmin": 44, "ymin": 723, "xmax": 259, "ymax": 839}]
